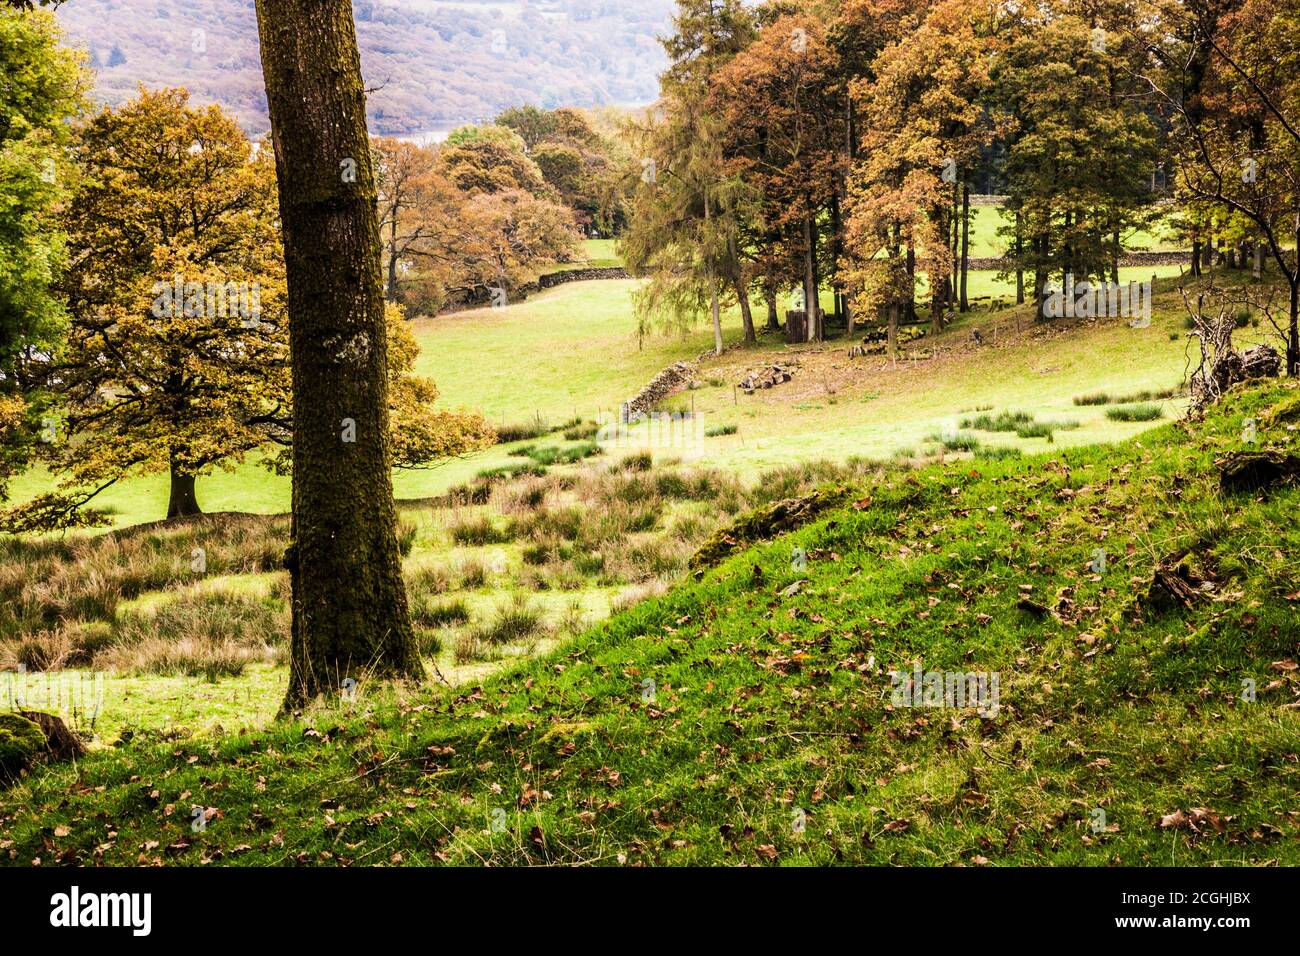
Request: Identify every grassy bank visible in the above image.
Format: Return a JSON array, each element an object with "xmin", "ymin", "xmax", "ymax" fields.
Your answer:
[{"xmin": 2, "ymin": 381, "xmax": 1295, "ymax": 866}]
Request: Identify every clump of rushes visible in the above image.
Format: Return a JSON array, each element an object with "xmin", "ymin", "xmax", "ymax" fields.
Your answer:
[
  {"xmin": 1106, "ymin": 403, "xmax": 1164, "ymax": 422},
  {"xmin": 618, "ymin": 452, "xmax": 653, "ymax": 472},
  {"xmin": 1015, "ymin": 422, "xmax": 1055, "ymax": 441},
  {"xmin": 563, "ymin": 421, "xmax": 599, "ymax": 441},
  {"xmin": 477, "ymin": 462, "xmax": 547, "ymax": 482},
  {"xmin": 448, "ymin": 514, "xmax": 515, "ymax": 546},
  {"xmin": 410, "ymin": 596, "xmax": 470, "ymax": 629},
  {"xmin": 927, "ymin": 432, "xmax": 981, "ymax": 452},
  {"xmin": 705, "ymin": 424, "xmax": 738, "ymax": 437},
  {"xmin": 960, "ymin": 410, "xmax": 1032, "ymax": 432},
  {"xmin": 494, "ymin": 416, "xmax": 551, "ymax": 444},
  {"xmin": 471, "ymin": 594, "xmax": 545, "ymax": 645},
  {"xmin": 1073, "ymin": 386, "xmax": 1181, "ymax": 406}
]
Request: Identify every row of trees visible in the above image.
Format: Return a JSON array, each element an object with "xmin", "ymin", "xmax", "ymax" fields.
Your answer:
[
  {"xmin": 625, "ymin": 0, "xmax": 1299, "ymax": 373},
  {"xmin": 374, "ymin": 105, "xmax": 639, "ymax": 315}
]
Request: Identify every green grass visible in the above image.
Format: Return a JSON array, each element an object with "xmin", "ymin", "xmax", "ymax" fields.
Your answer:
[
  {"xmin": 964, "ymin": 205, "xmax": 1181, "ymax": 259},
  {"xmin": 3, "ymin": 382, "xmax": 1295, "ymax": 866},
  {"xmin": 547, "ymin": 238, "xmax": 624, "ymax": 273},
  {"xmin": 6, "ymin": 264, "xmax": 1267, "ymax": 529},
  {"xmin": 960, "ymin": 411, "xmax": 1033, "ymax": 432}
]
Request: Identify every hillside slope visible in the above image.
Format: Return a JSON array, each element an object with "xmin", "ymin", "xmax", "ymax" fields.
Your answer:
[
  {"xmin": 2, "ymin": 382, "xmax": 1297, "ymax": 866},
  {"xmin": 57, "ymin": 0, "xmax": 672, "ymax": 135}
]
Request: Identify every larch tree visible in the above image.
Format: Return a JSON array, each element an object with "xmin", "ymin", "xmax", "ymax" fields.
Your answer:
[{"xmin": 621, "ymin": 0, "xmax": 758, "ymax": 351}]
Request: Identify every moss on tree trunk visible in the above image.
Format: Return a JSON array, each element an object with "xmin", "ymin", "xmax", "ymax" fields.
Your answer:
[{"xmin": 253, "ymin": 0, "xmax": 423, "ymax": 709}]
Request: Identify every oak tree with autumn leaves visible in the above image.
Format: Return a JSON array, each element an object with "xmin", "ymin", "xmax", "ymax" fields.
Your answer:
[
  {"xmin": 374, "ymin": 133, "xmax": 579, "ymax": 313},
  {"xmin": 7, "ymin": 89, "xmax": 492, "ymax": 533}
]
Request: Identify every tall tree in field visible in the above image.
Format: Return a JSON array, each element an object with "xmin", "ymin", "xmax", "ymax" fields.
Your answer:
[
  {"xmin": 5, "ymin": 90, "xmax": 491, "ymax": 536},
  {"xmin": 374, "ymin": 137, "xmax": 444, "ymax": 303},
  {"xmin": 441, "ymin": 189, "xmax": 578, "ymax": 301},
  {"xmin": 992, "ymin": 2, "xmax": 1158, "ymax": 319},
  {"xmin": 0, "ymin": 5, "xmax": 85, "ymax": 504},
  {"xmin": 714, "ymin": 14, "xmax": 847, "ymax": 342},
  {"xmin": 254, "ymin": 0, "xmax": 423, "ymax": 707},
  {"xmin": 847, "ymin": 0, "xmax": 992, "ymax": 334},
  {"xmin": 21, "ymin": 90, "xmax": 286, "ymax": 528},
  {"xmin": 825, "ymin": 0, "xmax": 916, "ymax": 334},
  {"xmin": 622, "ymin": 0, "xmax": 758, "ymax": 351}
]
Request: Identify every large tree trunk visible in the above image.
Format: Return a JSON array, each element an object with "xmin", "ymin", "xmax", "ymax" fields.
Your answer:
[
  {"xmin": 1014, "ymin": 211, "xmax": 1025, "ymax": 305},
  {"xmin": 764, "ymin": 285, "xmax": 781, "ymax": 332},
  {"xmin": 167, "ymin": 464, "xmax": 201, "ymax": 520},
  {"xmin": 706, "ymin": 195, "xmax": 723, "ymax": 355},
  {"xmin": 254, "ymin": 0, "xmax": 422, "ymax": 710},
  {"xmin": 736, "ymin": 279, "xmax": 755, "ymax": 344},
  {"xmin": 728, "ymin": 235, "xmax": 755, "ymax": 345},
  {"xmin": 958, "ymin": 182, "xmax": 970, "ymax": 313},
  {"xmin": 802, "ymin": 212, "xmax": 818, "ymax": 343},
  {"xmin": 810, "ymin": 211, "xmax": 824, "ymax": 342}
]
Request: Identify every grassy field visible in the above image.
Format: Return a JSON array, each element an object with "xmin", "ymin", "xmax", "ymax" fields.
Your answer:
[
  {"xmin": 0, "ymin": 444, "xmax": 876, "ymax": 740},
  {"xmin": 11, "ymin": 258, "xmax": 1224, "ymax": 529},
  {"xmin": 1, "ymin": 267, "xmax": 1283, "ymax": 738},
  {"xmin": 3, "ymin": 380, "xmax": 1294, "ymax": 865},
  {"xmin": 962, "ymin": 205, "xmax": 1182, "ymax": 259},
  {"xmin": 569, "ymin": 208, "xmax": 1182, "ymax": 268}
]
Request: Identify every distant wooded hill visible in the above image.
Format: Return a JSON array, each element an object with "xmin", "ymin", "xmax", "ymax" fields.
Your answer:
[{"xmin": 56, "ymin": 0, "xmax": 672, "ymax": 135}]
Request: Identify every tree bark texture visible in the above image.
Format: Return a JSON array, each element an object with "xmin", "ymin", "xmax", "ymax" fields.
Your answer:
[
  {"xmin": 254, "ymin": 0, "xmax": 423, "ymax": 709},
  {"xmin": 167, "ymin": 467, "xmax": 201, "ymax": 519}
]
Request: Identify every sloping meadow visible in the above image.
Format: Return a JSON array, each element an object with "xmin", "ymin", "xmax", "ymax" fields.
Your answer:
[{"xmin": 1, "ymin": 383, "xmax": 1296, "ymax": 866}]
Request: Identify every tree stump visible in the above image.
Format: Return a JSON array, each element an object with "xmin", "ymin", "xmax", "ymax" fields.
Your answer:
[
  {"xmin": 1219, "ymin": 451, "xmax": 1300, "ymax": 494},
  {"xmin": 1147, "ymin": 562, "xmax": 1206, "ymax": 611},
  {"xmin": 19, "ymin": 711, "xmax": 86, "ymax": 762}
]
